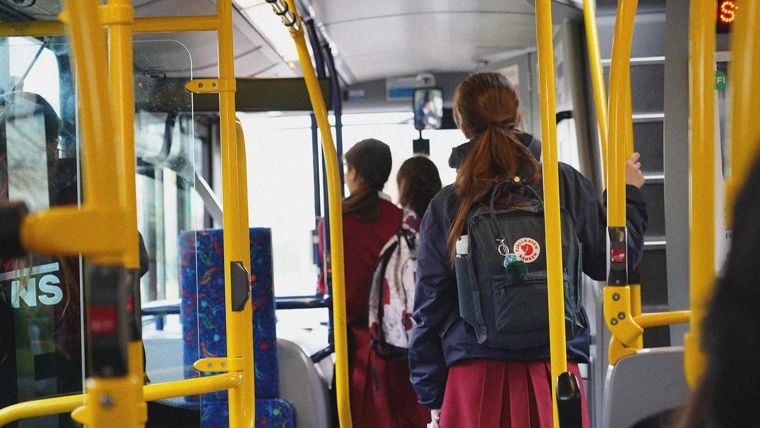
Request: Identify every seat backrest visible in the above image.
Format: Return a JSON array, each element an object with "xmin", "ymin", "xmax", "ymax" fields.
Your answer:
[
  {"xmin": 277, "ymin": 338, "xmax": 332, "ymax": 428},
  {"xmin": 603, "ymin": 346, "xmax": 689, "ymax": 428},
  {"xmin": 179, "ymin": 228, "xmax": 280, "ymax": 400}
]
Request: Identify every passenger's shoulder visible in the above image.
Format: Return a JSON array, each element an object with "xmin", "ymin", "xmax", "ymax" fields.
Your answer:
[
  {"xmin": 379, "ymin": 198, "xmax": 402, "ymax": 212},
  {"xmin": 429, "ymin": 185, "xmax": 456, "ymax": 208}
]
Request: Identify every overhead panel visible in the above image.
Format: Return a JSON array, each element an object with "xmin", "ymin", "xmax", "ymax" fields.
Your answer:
[{"xmin": 301, "ymin": 0, "xmax": 537, "ymax": 83}]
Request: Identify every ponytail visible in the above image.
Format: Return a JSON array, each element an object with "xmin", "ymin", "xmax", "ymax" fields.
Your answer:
[{"xmin": 446, "ymin": 126, "xmax": 540, "ymax": 262}]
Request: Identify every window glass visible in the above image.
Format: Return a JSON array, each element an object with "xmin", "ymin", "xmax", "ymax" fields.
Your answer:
[{"xmin": 241, "ymin": 111, "xmax": 464, "ymax": 299}]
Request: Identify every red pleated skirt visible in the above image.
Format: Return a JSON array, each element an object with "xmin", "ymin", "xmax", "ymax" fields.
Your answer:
[
  {"xmin": 440, "ymin": 359, "xmax": 589, "ymax": 428},
  {"xmin": 349, "ymin": 326, "xmax": 431, "ymax": 428}
]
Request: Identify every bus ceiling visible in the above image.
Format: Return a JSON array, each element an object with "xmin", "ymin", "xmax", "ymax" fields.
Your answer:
[{"xmin": 0, "ymin": 0, "xmax": 609, "ymax": 88}]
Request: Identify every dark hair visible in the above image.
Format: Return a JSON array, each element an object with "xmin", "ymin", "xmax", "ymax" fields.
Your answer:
[
  {"xmin": 397, "ymin": 156, "xmax": 441, "ymax": 218},
  {"xmin": 342, "ymin": 138, "xmax": 393, "ymax": 222},
  {"xmin": 447, "ymin": 72, "xmax": 540, "ymax": 260}
]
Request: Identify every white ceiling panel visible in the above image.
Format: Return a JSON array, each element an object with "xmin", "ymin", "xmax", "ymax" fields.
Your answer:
[
  {"xmin": 304, "ymin": 0, "xmax": 534, "ymax": 25},
  {"xmin": 301, "ymin": 0, "xmax": 539, "ymax": 83}
]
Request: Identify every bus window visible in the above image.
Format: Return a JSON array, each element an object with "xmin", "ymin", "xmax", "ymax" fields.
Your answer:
[{"xmin": 0, "ymin": 38, "xmax": 81, "ymax": 428}]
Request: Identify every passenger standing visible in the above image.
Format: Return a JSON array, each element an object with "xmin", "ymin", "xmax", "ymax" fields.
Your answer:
[
  {"xmin": 340, "ymin": 139, "xmax": 430, "ymax": 427},
  {"xmin": 397, "ymin": 155, "xmax": 442, "ymax": 228},
  {"xmin": 409, "ymin": 72, "xmax": 648, "ymax": 427}
]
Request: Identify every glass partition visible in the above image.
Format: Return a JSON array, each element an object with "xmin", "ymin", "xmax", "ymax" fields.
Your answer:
[
  {"xmin": 133, "ymin": 40, "xmax": 203, "ymax": 398},
  {"xmin": 0, "ymin": 37, "xmax": 82, "ymax": 428}
]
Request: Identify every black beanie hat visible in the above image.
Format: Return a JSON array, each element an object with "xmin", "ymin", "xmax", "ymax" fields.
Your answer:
[{"xmin": 345, "ymin": 138, "xmax": 392, "ymax": 190}]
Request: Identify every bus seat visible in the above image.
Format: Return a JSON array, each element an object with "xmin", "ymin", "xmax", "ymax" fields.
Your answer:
[
  {"xmin": 603, "ymin": 346, "xmax": 688, "ymax": 428},
  {"xmin": 178, "ymin": 228, "xmax": 295, "ymax": 427},
  {"xmin": 277, "ymin": 338, "xmax": 332, "ymax": 428}
]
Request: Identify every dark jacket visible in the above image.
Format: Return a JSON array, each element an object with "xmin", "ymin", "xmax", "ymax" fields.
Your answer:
[
  {"xmin": 410, "ymin": 144, "xmax": 648, "ymax": 408},
  {"xmin": 448, "ymin": 132, "xmax": 542, "ymax": 169}
]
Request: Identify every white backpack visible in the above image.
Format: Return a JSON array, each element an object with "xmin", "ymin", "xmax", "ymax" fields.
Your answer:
[{"xmin": 368, "ymin": 210, "xmax": 418, "ymax": 360}]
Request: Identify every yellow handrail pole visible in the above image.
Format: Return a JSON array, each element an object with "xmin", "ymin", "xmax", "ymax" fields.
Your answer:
[
  {"xmin": 604, "ymin": 0, "xmax": 644, "ymax": 364},
  {"xmin": 214, "ymin": 1, "xmax": 255, "ymax": 426},
  {"xmin": 684, "ymin": 0, "xmax": 717, "ymax": 389},
  {"xmin": 635, "ymin": 311, "xmax": 691, "ymax": 329},
  {"xmin": 278, "ymin": 1, "xmax": 351, "ymax": 426},
  {"xmin": 133, "ymin": 15, "xmax": 220, "ymax": 33},
  {"xmin": 55, "ymin": 0, "xmax": 135, "ymax": 426},
  {"xmin": 582, "ymin": 0, "xmax": 609, "ymax": 182},
  {"xmin": 235, "ymin": 119, "xmax": 256, "ymax": 421},
  {"xmin": 535, "ymin": 0, "xmax": 570, "ymax": 425},
  {"xmin": 0, "ymin": 374, "xmax": 243, "ymax": 426},
  {"xmin": 103, "ymin": 0, "xmax": 147, "ymax": 422},
  {"xmin": 0, "ymin": 16, "xmax": 221, "ymax": 37},
  {"xmin": 623, "ymin": 62, "xmax": 644, "ymax": 350},
  {"xmin": 0, "ymin": 20, "xmax": 64, "ymax": 37},
  {"xmin": 726, "ymin": 1, "xmax": 760, "ymax": 222}
]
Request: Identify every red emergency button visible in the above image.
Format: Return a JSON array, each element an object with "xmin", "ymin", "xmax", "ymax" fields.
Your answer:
[
  {"xmin": 89, "ymin": 307, "xmax": 117, "ymax": 335},
  {"xmin": 611, "ymin": 247, "xmax": 626, "ymax": 264}
]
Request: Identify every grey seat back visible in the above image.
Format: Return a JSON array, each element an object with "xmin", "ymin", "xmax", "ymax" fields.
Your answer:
[
  {"xmin": 278, "ymin": 338, "xmax": 332, "ymax": 428},
  {"xmin": 603, "ymin": 346, "xmax": 688, "ymax": 427}
]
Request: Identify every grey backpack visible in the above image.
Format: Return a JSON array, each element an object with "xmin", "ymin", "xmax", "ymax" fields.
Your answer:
[{"xmin": 454, "ymin": 180, "xmax": 585, "ymax": 350}]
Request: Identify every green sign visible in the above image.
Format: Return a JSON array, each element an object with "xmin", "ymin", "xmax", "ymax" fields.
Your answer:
[{"xmin": 716, "ymin": 70, "xmax": 728, "ymax": 91}]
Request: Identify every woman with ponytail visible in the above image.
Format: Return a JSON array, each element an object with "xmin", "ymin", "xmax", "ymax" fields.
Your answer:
[
  {"xmin": 409, "ymin": 72, "xmax": 648, "ymax": 427},
  {"xmin": 336, "ymin": 139, "xmax": 430, "ymax": 427}
]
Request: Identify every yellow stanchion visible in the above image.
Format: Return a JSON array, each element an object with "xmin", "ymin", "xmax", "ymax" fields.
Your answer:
[
  {"xmin": 103, "ymin": 0, "xmax": 147, "ymax": 422},
  {"xmin": 534, "ymin": 0, "xmax": 571, "ymax": 426},
  {"xmin": 623, "ymin": 57, "xmax": 644, "ymax": 351},
  {"xmin": 210, "ymin": 1, "xmax": 255, "ymax": 426},
  {"xmin": 726, "ymin": 0, "xmax": 760, "ymax": 221},
  {"xmin": 582, "ymin": 0, "xmax": 609, "ymax": 182},
  {"xmin": 607, "ymin": 0, "xmax": 636, "ymax": 229},
  {"xmin": 604, "ymin": 0, "xmax": 644, "ymax": 364},
  {"xmin": 270, "ymin": 1, "xmax": 353, "ymax": 426},
  {"xmin": 684, "ymin": 0, "xmax": 717, "ymax": 389},
  {"xmin": 235, "ymin": 119, "xmax": 256, "ymax": 423}
]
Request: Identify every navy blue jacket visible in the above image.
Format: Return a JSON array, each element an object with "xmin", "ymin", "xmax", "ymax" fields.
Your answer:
[{"xmin": 409, "ymin": 140, "xmax": 648, "ymax": 408}]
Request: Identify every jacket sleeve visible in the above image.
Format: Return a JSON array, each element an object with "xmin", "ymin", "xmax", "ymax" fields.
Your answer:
[
  {"xmin": 559, "ymin": 164, "xmax": 648, "ymax": 281},
  {"xmin": 409, "ymin": 202, "xmax": 458, "ymax": 409}
]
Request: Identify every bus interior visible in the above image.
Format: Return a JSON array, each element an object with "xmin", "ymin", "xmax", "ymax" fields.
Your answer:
[{"xmin": 0, "ymin": 0, "xmax": 753, "ymax": 427}]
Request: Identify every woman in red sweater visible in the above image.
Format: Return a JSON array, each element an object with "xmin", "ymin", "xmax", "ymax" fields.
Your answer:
[{"xmin": 340, "ymin": 139, "xmax": 429, "ymax": 427}]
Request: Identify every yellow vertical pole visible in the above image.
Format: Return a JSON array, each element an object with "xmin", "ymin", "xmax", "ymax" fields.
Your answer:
[
  {"xmin": 684, "ymin": 0, "xmax": 717, "ymax": 389},
  {"xmin": 279, "ymin": 1, "xmax": 351, "ymax": 426},
  {"xmin": 104, "ymin": 0, "xmax": 147, "ymax": 422},
  {"xmin": 235, "ymin": 119, "xmax": 256, "ymax": 418},
  {"xmin": 534, "ymin": 0, "xmax": 568, "ymax": 426},
  {"xmin": 726, "ymin": 0, "xmax": 760, "ymax": 221},
  {"xmin": 622, "ymin": 61, "xmax": 644, "ymax": 350},
  {"xmin": 60, "ymin": 0, "xmax": 135, "ymax": 426},
  {"xmin": 604, "ymin": 0, "xmax": 645, "ymax": 364},
  {"xmin": 216, "ymin": 1, "xmax": 255, "ymax": 426},
  {"xmin": 608, "ymin": 1, "xmax": 637, "ymax": 229},
  {"xmin": 582, "ymin": 0, "xmax": 609, "ymax": 182}
]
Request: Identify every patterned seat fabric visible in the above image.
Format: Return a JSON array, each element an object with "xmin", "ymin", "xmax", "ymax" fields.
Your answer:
[{"xmin": 179, "ymin": 228, "xmax": 294, "ymax": 427}]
